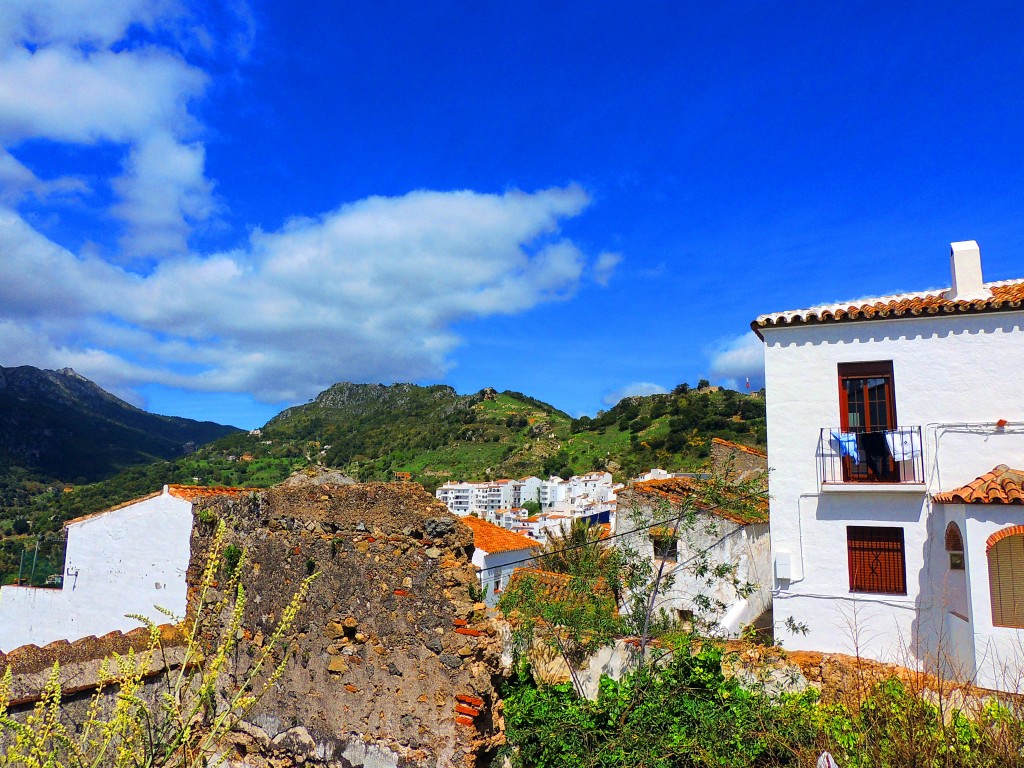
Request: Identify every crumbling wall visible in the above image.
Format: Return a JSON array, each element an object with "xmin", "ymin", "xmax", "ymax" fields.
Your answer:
[
  {"xmin": 710, "ymin": 438, "xmax": 767, "ymax": 482},
  {"xmin": 191, "ymin": 482, "xmax": 505, "ymax": 768}
]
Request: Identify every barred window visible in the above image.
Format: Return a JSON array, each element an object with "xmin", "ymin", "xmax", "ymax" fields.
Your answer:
[
  {"xmin": 989, "ymin": 533, "xmax": 1024, "ymax": 628},
  {"xmin": 847, "ymin": 526, "xmax": 906, "ymax": 594}
]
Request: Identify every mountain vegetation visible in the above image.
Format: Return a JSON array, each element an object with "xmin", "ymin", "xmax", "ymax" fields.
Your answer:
[
  {"xmin": 0, "ymin": 365, "xmax": 240, "ymax": 584},
  {"xmin": 0, "ymin": 376, "xmax": 765, "ymax": 584}
]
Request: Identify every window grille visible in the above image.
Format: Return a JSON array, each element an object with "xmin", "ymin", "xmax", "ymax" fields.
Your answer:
[
  {"xmin": 989, "ymin": 534, "xmax": 1024, "ymax": 628},
  {"xmin": 847, "ymin": 526, "xmax": 906, "ymax": 594}
]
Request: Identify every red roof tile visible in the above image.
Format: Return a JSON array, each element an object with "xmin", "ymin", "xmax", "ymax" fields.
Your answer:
[
  {"xmin": 64, "ymin": 485, "xmax": 261, "ymax": 527},
  {"xmin": 711, "ymin": 437, "xmax": 767, "ymax": 459},
  {"xmin": 626, "ymin": 478, "xmax": 769, "ymax": 525},
  {"xmin": 752, "ymin": 279, "xmax": 1024, "ymax": 338},
  {"xmin": 460, "ymin": 515, "xmax": 540, "ymax": 554},
  {"xmin": 933, "ymin": 465, "xmax": 1024, "ymax": 505},
  {"xmin": 504, "ymin": 568, "xmax": 616, "ymax": 611},
  {"xmin": 167, "ymin": 484, "xmax": 259, "ymax": 501}
]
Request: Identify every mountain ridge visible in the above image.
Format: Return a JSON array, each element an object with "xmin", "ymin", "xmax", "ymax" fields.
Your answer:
[{"xmin": 0, "ymin": 364, "xmax": 241, "ymax": 485}]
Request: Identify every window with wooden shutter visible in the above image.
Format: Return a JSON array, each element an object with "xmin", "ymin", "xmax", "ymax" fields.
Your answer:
[
  {"xmin": 837, "ymin": 361, "xmax": 899, "ymax": 482},
  {"xmin": 847, "ymin": 526, "xmax": 906, "ymax": 594},
  {"xmin": 988, "ymin": 534, "xmax": 1024, "ymax": 628}
]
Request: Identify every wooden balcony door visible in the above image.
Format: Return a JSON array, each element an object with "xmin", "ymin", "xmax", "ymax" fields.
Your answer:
[{"xmin": 838, "ymin": 361, "xmax": 898, "ymax": 482}]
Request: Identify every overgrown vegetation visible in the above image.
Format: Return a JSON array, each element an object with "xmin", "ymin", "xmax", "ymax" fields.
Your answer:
[
  {"xmin": 498, "ymin": 468, "xmax": 1024, "ymax": 768},
  {"xmin": 0, "ymin": 521, "xmax": 316, "ymax": 768},
  {"xmin": 501, "ymin": 639, "xmax": 819, "ymax": 768},
  {"xmin": 501, "ymin": 637, "xmax": 1024, "ymax": 768}
]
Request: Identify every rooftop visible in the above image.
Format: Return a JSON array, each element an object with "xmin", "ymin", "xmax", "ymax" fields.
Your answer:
[
  {"xmin": 711, "ymin": 437, "xmax": 767, "ymax": 459},
  {"xmin": 167, "ymin": 484, "xmax": 258, "ymax": 502},
  {"xmin": 751, "ymin": 278, "xmax": 1024, "ymax": 338},
  {"xmin": 932, "ymin": 465, "xmax": 1024, "ymax": 505},
  {"xmin": 64, "ymin": 485, "xmax": 259, "ymax": 527},
  {"xmin": 625, "ymin": 477, "xmax": 769, "ymax": 525},
  {"xmin": 460, "ymin": 515, "xmax": 540, "ymax": 554}
]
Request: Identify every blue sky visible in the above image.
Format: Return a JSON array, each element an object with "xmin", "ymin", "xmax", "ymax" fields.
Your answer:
[{"xmin": 1, "ymin": 1, "xmax": 1022, "ymax": 429}]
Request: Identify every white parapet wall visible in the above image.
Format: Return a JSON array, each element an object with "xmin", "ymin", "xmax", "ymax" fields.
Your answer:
[{"xmin": 0, "ymin": 488, "xmax": 194, "ymax": 652}]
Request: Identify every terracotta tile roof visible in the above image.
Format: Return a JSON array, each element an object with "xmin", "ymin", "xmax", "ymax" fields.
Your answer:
[
  {"xmin": 751, "ymin": 278, "xmax": 1024, "ymax": 338},
  {"xmin": 626, "ymin": 478, "xmax": 769, "ymax": 525},
  {"xmin": 461, "ymin": 515, "xmax": 540, "ymax": 554},
  {"xmin": 504, "ymin": 568, "xmax": 615, "ymax": 604},
  {"xmin": 64, "ymin": 485, "xmax": 260, "ymax": 527},
  {"xmin": 933, "ymin": 465, "xmax": 1024, "ymax": 505},
  {"xmin": 711, "ymin": 437, "xmax": 767, "ymax": 459},
  {"xmin": 167, "ymin": 484, "xmax": 259, "ymax": 501},
  {"xmin": 505, "ymin": 568, "xmax": 574, "ymax": 600}
]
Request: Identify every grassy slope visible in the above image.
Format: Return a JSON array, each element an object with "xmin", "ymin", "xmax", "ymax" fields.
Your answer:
[{"xmin": 0, "ymin": 383, "xmax": 765, "ymax": 584}]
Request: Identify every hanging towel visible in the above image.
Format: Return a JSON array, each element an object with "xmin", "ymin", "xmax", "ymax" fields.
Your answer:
[
  {"xmin": 830, "ymin": 430, "xmax": 860, "ymax": 463},
  {"xmin": 886, "ymin": 429, "xmax": 920, "ymax": 461},
  {"xmin": 859, "ymin": 431, "xmax": 890, "ymax": 476}
]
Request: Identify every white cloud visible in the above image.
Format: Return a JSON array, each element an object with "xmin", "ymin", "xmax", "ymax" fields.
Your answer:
[
  {"xmin": 0, "ymin": 2, "xmax": 213, "ymax": 258},
  {"xmin": 0, "ymin": 186, "xmax": 605, "ymax": 403},
  {"xmin": 0, "ymin": 0, "xmax": 181, "ymax": 50},
  {"xmin": 111, "ymin": 133, "xmax": 217, "ymax": 256},
  {"xmin": 0, "ymin": 5, "xmax": 620, "ymax": 407},
  {"xmin": 0, "ymin": 148, "xmax": 89, "ymax": 203},
  {"xmin": 602, "ymin": 381, "xmax": 668, "ymax": 406},
  {"xmin": 592, "ymin": 251, "xmax": 622, "ymax": 287},
  {"xmin": 707, "ymin": 332, "xmax": 765, "ymax": 390}
]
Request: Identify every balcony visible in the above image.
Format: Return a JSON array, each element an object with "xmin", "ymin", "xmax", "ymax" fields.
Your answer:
[{"xmin": 818, "ymin": 426, "xmax": 925, "ymax": 491}]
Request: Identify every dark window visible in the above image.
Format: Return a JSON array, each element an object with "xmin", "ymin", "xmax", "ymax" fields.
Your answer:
[
  {"xmin": 989, "ymin": 534, "xmax": 1024, "ymax": 628},
  {"xmin": 838, "ymin": 362, "xmax": 899, "ymax": 482},
  {"xmin": 652, "ymin": 534, "xmax": 678, "ymax": 562},
  {"xmin": 945, "ymin": 522, "xmax": 966, "ymax": 570},
  {"xmin": 847, "ymin": 526, "xmax": 906, "ymax": 594}
]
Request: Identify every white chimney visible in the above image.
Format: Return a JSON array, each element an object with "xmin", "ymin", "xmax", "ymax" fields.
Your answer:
[{"xmin": 945, "ymin": 240, "xmax": 991, "ymax": 301}]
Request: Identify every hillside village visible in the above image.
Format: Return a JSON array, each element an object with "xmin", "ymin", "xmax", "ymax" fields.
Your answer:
[{"xmin": 1, "ymin": 240, "xmax": 1023, "ymax": 767}]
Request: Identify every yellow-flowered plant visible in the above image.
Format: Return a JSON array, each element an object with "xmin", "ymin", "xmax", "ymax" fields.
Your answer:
[{"xmin": 0, "ymin": 520, "xmax": 317, "ymax": 768}]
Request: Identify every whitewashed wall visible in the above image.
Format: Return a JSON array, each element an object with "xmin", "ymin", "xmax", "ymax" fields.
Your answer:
[
  {"xmin": 0, "ymin": 489, "xmax": 194, "ymax": 652},
  {"xmin": 473, "ymin": 547, "xmax": 534, "ymax": 607},
  {"xmin": 763, "ymin": 309, "xmax": 1024, "ymax": 676},
  {"xmin": 961, "ymin": 506, "xmax": 1024, "ymax": 691},
  {"xmin": 618, "ymin": 500, "xmax": 772, "ymax": 637}
]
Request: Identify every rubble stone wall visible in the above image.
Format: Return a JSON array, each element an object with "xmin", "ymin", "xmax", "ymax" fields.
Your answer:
[{"xmin": 190, "ymin": 482, "xmax": 505, "ymax": 768}]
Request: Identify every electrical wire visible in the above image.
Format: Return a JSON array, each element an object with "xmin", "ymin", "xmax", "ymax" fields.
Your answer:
[{"xmin": 474, "ymin": 488, "xmax": 766, "ymax": 575}]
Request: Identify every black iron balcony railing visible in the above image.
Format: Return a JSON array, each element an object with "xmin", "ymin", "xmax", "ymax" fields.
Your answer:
[{"xmin": 818, "ymin": 426, "xmax": 924, "ymax": 485}]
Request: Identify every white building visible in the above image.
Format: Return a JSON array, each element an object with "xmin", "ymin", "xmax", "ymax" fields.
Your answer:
[
  {"xmin": 435, "ymin": 477, "xmax": 543, "ymax": 517},
  {"xmin": 436, "ymin": 472, "xmax": 617, "ymax": 522},
  {"xmin": 459, "ymin": 515, "xmax": 539, "ymax": 606},
  {"xmin": 754, "ymin": 240, "xmax": 1024, "ymax": 690},
  {"xmin": 617, "ymin": 476, "xmax": 771, "ymax": 637},
  {"xmin": 0, "ymin": 485, "xmax": 246, "ymax": 653}
]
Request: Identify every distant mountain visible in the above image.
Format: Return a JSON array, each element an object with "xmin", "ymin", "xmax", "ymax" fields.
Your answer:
[
  {"xmin": 0, "ymin": 379, "xmax": 765, "ymax": 584},
  {"xmin": 71, "ymin": 379, "xmax": 763, "ymax": 496},
  {"xmin": 0, "ymin": 365, "xmax": 240, "ymax": 484}
]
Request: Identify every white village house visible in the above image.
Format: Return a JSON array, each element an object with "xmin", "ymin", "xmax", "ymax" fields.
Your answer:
[
  {"xmin": 616, "ymin": 440, "xmax": 772, "ymax": 637},
  {"xmin": 754, "ymin": 240, "xmax": 1024, "ymax": 690},
  {"xmin": 0, "ymin": 485, "xmax": 248, "ymax": 653},
  {"xmin": 458, "ymin": 514, "xmax": 539, "ymax": 607}
]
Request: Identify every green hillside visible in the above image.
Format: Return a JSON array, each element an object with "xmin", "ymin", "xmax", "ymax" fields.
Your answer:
[{"xmin": 0, "ymin": 380, "xmax": 765, "ymax": 584}]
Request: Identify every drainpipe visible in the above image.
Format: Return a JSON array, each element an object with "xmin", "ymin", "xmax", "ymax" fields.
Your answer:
[{"xmin": 780, "ymin": 492, "xmax": 818, "ymax": 586}]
